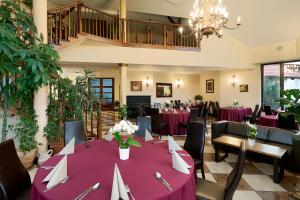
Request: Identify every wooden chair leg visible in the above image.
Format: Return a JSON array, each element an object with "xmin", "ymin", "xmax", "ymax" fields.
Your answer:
[{"xmin": 201, "ymin": 164, "xmax": 205, "ymax": 179}]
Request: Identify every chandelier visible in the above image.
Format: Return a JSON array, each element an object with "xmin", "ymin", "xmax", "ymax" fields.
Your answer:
[{"xmin": 186, "ymin": 0, "xmax": 241, "ymax": 41}]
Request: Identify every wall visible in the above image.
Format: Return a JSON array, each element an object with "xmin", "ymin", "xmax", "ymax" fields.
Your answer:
[
  {"xmin": 126, "ymin": 71, "xmax": 201, "ymax": 105},
  {"xmin": 199, "ymin": 71, "xmax": 220, "ymax": 102},
  {"xmin": 61, "ymin": 65, "xmax": 121, "ymax": 102}
]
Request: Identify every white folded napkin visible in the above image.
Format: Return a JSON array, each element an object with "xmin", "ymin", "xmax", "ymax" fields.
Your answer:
[
  {"xmin": 144, "ymin": 129, "xmax": 154, "ymax": 141},
  {"xmin": 104, "ymin": 132, "xmax": 114, "ymax": 142},
  {"xmin": 111, "ymin": 164, "xmax": 129, "ymax": 200},
  {"xmin": 174, "ymin": 110, "xmax": 178, "ymax": 114},
  {"xmin": 172, "ymin": 150, "xmax": 190, "ymax": 174},
  {"xmin": 168, "ymin": 135, "xmax": 182, "ymax": 151},
  {"xmin": 165, "ymin": 108, "xmax": 168, "ymax": 112},
  {"xmin": 186, "ymin": 107, "xmax": 191, "ymax": 112},
  {"xmin": 43, "ymin": 155, "xmax": 68, "ymax": 188},
  {"xmin": 180, "ymin": 106, "xmax": 184, "ymax": 111},
  {"xmin": 59, "ymin": 137, "xmax": 75, "ymax": 155}
]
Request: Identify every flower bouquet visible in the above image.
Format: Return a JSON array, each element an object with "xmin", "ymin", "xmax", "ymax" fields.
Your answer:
[
  {"xmin": 109, "ymin": 120, "xmax": 141, "ymax": 160},
  {"xmin": 232, "ymin": 99, "xmax": 239, "ymax": 107},
  {"xmin": 246, "ymin": 121, "xmax": 257, "ymax": 146}
]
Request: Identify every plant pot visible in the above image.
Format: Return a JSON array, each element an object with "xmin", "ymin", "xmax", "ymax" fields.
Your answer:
[
  {"xmin": 17, "ymin": 149, "xmax": 36, "ymax": 169},
  {"xmin": 38, "ymin": 149, "xmax": 53, "ymax": 166},
  {"xmin": 119, "ymin": 147, "xmax": 130, "ymax": 160},
  {"xmin": 248, "ymin": 138, "xmax": 256, "ymax": 147}
]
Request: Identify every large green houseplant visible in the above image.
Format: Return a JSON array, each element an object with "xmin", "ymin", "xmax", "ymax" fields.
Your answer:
[
  {"xmin": 277, "ymin": 89, "xmax": 300, "ymax": 124},
  {"xmin": 0, "ymin": 0, "xmax": 61, "ymax": 167}
]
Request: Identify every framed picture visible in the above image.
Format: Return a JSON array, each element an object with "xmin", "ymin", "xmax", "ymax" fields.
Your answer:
[
  {"xmin": 156, "ymin": 83, "xmax": 172, "ymax": 97},
  {"xmin": 240, "ymin": 84, "xmax": 248, "ymax": 92},
  {"xmin": 206, "ymin": 79, "xmax": 214, "ymax": 93},
  {"xmin": 130, "ymin": 81, "xmax": 142, "ymax": 91}
]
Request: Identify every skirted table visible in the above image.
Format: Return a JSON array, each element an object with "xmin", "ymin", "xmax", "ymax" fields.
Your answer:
[
  {"xmin": 30, "ymin": 139, "xmax": 195, "ymax": 200},
  {"xmin": 219, "ymin": 107, "xmax": 252, "ymax": 122},
  {"xmin": 160, "ymin": 110, "xmax": 190, "ymax": 135},
  {"xmin": 259, "ymin": 114, "xmax": 278, "ymax": 127}
]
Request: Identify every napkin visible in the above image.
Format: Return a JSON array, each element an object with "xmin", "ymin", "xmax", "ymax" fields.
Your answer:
[
  {"xmin": 186, "ymin": 107, "xmax": 191, "ymax": 112},
  {"xmin": 59, "ymin": 137, "xmax": 75, "ymax": 155},
  {"xmin": 111, "ymin": 164, "xmax": 129, "ymax": 200},
  {"xmin": 168, "ymin": 135, "xmax": 182, "ymax": 151},
  {"xmin": 172, "ymin": 150, "xmax": 190, "ymax": 174},
  {"xmin": 174, "ymin": 110, "xmax": 178, "ymax": 114},
  {"xmin": 43, "ymin": 155, "xmax": 68, "ymax": 188},
  {"xmin": 104, "ymin": 132, "xmax": 114, "ymax": 142},
  {"xmin": 165, "ymin": 108, "xmax": 168, "ymax": 112},
  {"xmin": 159, "ymin": 108, "xmax": 162, "ymax": 113},
  {"xmin": 144, "ymin": 129, "xmax": 153, "ymax": 141},
  {"xmin": 180, "ymin": 106, "xmax": 184, "ymax": 111}
]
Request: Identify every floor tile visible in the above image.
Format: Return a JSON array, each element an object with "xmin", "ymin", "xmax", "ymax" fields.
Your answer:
[
  {"xmin": 252, "ymin": 163, "xmax": 274, "ymax": 175},
  {"xmin": 256, "ymin": 191, "xmax": 289, "ymax": 200},
  {"xmin": 277, "ymin": 175, "xmax": 300, "ymax": 192},
  {"xmin": 205, "ymin": 161, "xmax": 233, "ymax": 174},
  {"xmin": 243, "ymin": 175, "xmax": 286, "ymax": 192},
  {"xmin": 213, "ymin": 174, "xmax": 253, "ymax": 190},
  {"xmin": 204, "ymin": 145, "xmax": 215, "ymax": 153},
  {"xmin": 203, "ymin": 153, "xmax": 215, "ymax": 162},
  {"xmin": 233, "ymin": 191, "xmax": 263, "ymax": 200},
  {"xmin": 228, "ymin": 162, "xmax": 264, "ymax": 175}
]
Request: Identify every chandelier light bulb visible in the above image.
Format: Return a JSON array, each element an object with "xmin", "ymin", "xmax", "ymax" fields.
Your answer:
[{"xmin": 237, "ymin": 16, "xmax": 241, "ymax": 25}]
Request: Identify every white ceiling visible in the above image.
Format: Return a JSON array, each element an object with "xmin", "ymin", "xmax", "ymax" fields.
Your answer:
[{"xmin": 49, "ymin": 0, "xmax": 300, "ymax": 47}]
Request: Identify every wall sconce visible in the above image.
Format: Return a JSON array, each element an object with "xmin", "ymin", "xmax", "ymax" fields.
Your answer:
[
  {"xmin": 145, "ymin": 76, "xmax": 150, "ymax": 87},
  {"xmin": 176, "ymin": 78, "xmax": 182, "ymax": 88},
  {"xmin": 231, "ymin": 75, "xmax": 237, "ymax": 87}
]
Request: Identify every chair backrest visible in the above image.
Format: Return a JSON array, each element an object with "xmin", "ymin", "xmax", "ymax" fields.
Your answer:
[
  {"xmin": 183, "ymin": 121, "xmax": 205, "ymax": 161},
  {"xmin": 278, "ymin": 113, "xmax": 298, "ymax": 130},
  {"xmin": 201, "ymin": 101, "xmax": 208, "ymax": 117},
  {"xmin": 252, "ymin": 104, "xmax": 259, "ymax": 117},
  {"xmin": 224, "ymin": 142, "xmax": 246, "ymax": 200},
  {"xmin": 153, "ymin": 102, "xmax": 161, "ymax": 109},
  {"xmin": 135, "ymin": 116, "xmax": 152, "ymax": 136},
  {"xmin": 198, "ymin": 102, "xmax": 204, "ymax": 117},
  {"xmin": 189, "ymin": 108, "xmax": 199, "ymax": 122},
  {"xmin": 64, "ymin": 120, "xmax": 85, "ymax": 145},
  {"xmin": 149, "ymin": 108, "xmax": 162, "ymax": 130},
  {"xmin": 256, "ymin": 106, "xmax": 263, "ymax": 119},
  {"xmin": 0, "ymin": 139, "xmax": 31, "ymax": 200},
  {"xmin": 264, "ymin": 105, "xmax": 273, "ymax": 115}
]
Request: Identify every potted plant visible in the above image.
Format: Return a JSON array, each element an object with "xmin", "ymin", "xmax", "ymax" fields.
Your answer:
[
  {"xmin": 109, "ymin": 120, "xmax": 140, "ymax": 160},
  {"xmin": 246, "ymin": 121, "xmax": 257, "ymax": 146},
  {"xmin": 194, "ymin": 95, "xmax": 203, "ymax": 104},
  {"xmin": 118, "ymin": 105, "xmax": 128, "ymax": 120}
]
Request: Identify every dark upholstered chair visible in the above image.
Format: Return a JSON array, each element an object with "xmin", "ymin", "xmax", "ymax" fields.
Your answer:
[
  {"xmin": 149, "ymin": 108, "xmax": 167, "ymax": 137},
  {"xmin": 254, "ymin": 106, "xmax": 263, "ymax": 123},
  {"xmin": 264, "ymin": 105, "xmax": 273, "ymax": 115},
  {"xmin": 64, "ymin": 120, "xmax": 85, "ymax": 145},
  {"xmin": 135, "ymin": 116, "xmax": 152, "ymax": 136},
  {"xmin": 243, "ymin": 104, "xmax": 259, "ymax": 123},
  {"xmin": 196, "ymin": 142, "xmax": 246, "ymax": 200},
  {"xmin": 184, "ymin": 121, "xmax": 206, "ymax": 179},
  {"xmin": 278, "ymin": 113, "xmax": 298, "ymax": 130},
  {"xmin": 179, "ymin": 108, "xmax": 199, "ymax": 129},
  {"xmin": 198, "ymin": 102, "xmax": 209, "ymax": 134},
  {"xmin": 0, "ymin": 139, "xmax": 31, "ymax": 200}
]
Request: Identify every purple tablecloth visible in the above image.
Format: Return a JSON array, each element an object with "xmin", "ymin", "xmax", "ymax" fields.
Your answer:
[
  {"xmin": 219, "ymin": 107, "xmax": 252, "ymax": 122},
  {"xmin": 259, "ymin": 114, "xmax": 278, "ymax": 127},
  {"xmin": 160, "ymin": 110, "xmax": 190, "ymax": 135},
  {"xmin": 30, "ymin": 139, "xmax": 195, "ymax": 200}
]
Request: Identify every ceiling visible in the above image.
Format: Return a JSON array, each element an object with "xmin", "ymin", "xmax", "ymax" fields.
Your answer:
[{"xmin": 49, "ymin": 0, "xmax": 300, "ymax": 47}]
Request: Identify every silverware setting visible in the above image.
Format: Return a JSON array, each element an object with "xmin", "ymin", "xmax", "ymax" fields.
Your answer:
[
  {"xmin": 155, "ymin": 172, "xmax": 173, "ymax": 191},
  {"xmin": 73, "ymin": 182, "xmax": 100, "ymax": 200},
  {"xmin": 125, "ymin": 184, "xmax": 135, "ymax": 200},
  {"xmin": 152, "ymin": 140, "xmax": 167, "ymax": 144},
  {"xmin": 168, "ymin": 151, "xmax": 190, "ymax": 157},
  {"xmin": 41, "ymin": 166, "xmax": 55, "ymax": 170},
  {"xmin": 44, "ymin": 176, "xmax": 70, "ymax": 192}
]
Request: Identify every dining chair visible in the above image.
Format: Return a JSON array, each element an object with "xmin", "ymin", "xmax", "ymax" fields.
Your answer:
[
  {"xmin": 254, "ymin": 106, "xmax": 263, "ymax": 123},
  {"xmin": 149, "ymin": 108, "xmax": 167, "ymax": 137},
  {"xmin": 199, "ymin": 102, "xmax": 209, "ymax": 134},
  {"xmin": 243, "ymin": 104, "xmax": 259, "ymax": 123},
  {"xmin": 264, "ymin": 105, "xmax": 273, "ymax": 115},
  {"xmin": 215, "ymin": 101, "xmax": 221, "ymax": 119},
  {"xmin": 184, "ymin": 121, "xmax": 206, "ymax": 179},
  {"xmin": 64, "ymin": 120, "xmax": 85, "ymax": 145},
  {"xmin": 179, "ymin": 108, "xmax": 199, "ymax": 129},
  {"xmin": 278, "ymin": 113, "xmax": 298, "ymax": 130},
  {"xmin": 0, "ymin": 139, "xmax": 31, "ymax": 200},
  {"xmin": 153, "ymin": 102, "xmax": 161, "ymax": 109},
  {"xmin": 135, "ymin": 116, "xmax": 152, "ymax": 136},
  {"xmin": 196, "ymin": 141, "xmax": 246, "ymax": 200}
]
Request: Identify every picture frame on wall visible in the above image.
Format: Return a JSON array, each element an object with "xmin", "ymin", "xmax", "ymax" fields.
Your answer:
[
  {"xmin": 240, "ymin": 84, "xmax": 249, "ymax": 92},
  {"xmin": 156, "ymin": 83, "xmax": 173, "ymax": 97},
  {"xmin": 206, "ymin": 79, "xmax": 214, "ymax": 93},
  {"xmin": 130, "ymin": 81, "xmax": 142, "ymax": 91}
]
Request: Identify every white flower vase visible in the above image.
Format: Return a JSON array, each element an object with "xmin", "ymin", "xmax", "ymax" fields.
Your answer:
[
  {"xmin": 119, "ymin": 147, "xmax": 130, "ymax": 160},
  {"xmin": 248, "ymin": 138, "xmax": 256, "ymax": 146}
]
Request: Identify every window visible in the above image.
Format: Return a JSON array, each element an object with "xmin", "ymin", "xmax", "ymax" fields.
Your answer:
[
  {"xmin": 89, "ymin": 78, "xmax": 114, "ymax": 110},
  {"xmin": 262, "ymin": 61, "xmax": 300, "ymax": 109}
]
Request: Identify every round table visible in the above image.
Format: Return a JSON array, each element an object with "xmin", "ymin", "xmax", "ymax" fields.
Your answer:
[
  {"xmin": 259, "ymin": 114, "xmax": 278, "ymax": 127},
  {"xmin": 30, "ymin": 139, "xmax": 195, "ymax": 200},
  {"xmin": 219, "ymin": 107, "xmax": 252, "ymax": 122},
  {"xmin": 160, "ymin": 110, "xmax": 190, "ymax": 135}
]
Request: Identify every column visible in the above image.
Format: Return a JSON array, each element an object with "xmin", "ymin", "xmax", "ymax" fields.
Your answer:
[
  {"xmin": 33, "ymin": 0, "xmax": 48, "ymax": 154},
  {"xmin": 120, "ymin": 0, "xmax": 126, "ymax": 42},
  {"xmin": 120, "ymin": 64, "xmax": 128, "ymax": 105}
]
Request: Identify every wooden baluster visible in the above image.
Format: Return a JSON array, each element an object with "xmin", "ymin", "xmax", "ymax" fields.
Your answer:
[
  {"xmin": 96, "ymin": 12, "xmax": 98, "ymax": 36},
  {"xmin": 55, "ymin": 11, "xmax": 58, "ymax": 44},
  {"xmin": 50, "ymin": 14, "xmax": 53, "ymax": 44},
  {"xmin": 164, "ymin": 25, "xmax": 166, "ymax": 46},
  {"xmin": 68, "ymin": 8, "xmax": 71, "ymax": 37},
  {"xmin": 59, "ymin": 11, "xmax": 62, "ymax": 41},
  {"xmin": 77, "ymin": 3, "xmax": 82, "ymax": 34},
  {"xmin": 88, "ymin": 9, "xmax": 91, "ymax": 34}
]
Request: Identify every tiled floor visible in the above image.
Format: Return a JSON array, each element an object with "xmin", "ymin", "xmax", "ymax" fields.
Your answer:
[{"xmin": 30, "ymin": 111, "xmax": 300, "ymax": 199}]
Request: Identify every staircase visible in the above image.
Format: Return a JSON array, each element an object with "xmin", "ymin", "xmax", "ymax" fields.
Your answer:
[{"xmin": 47, "ymin": 2, "xmax": 200, "ymax": 50}]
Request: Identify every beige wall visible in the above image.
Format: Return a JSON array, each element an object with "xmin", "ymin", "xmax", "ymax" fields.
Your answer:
[{"xmin": 126, "ymin": 71, "xmax": 201, "ymax": 105}]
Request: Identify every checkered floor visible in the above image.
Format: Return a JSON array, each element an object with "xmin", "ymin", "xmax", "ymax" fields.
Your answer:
[{"xmin": 29, "ymin": 111, "xmax": 299, "ymax": 199}]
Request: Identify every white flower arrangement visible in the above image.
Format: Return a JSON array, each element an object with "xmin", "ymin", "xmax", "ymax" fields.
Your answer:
[
  {"xmin": 109, "ymin": 120, "xmax": 139, "ymax": 135},
  {"xmin": 232, "ymin": 99, "xmax": 239, "ymax": 106},
  {"xmin": 246, "ymin": 121, "xmax": 257, "ymax": 139}
]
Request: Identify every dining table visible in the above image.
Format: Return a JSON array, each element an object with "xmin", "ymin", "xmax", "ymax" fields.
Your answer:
[
  {"xmin": 160, "ymin": 110, "xmax": 190, "ymax": 135},
  {"xmin": 259, "ymin": 114, "xmax": 279, "ymax": 127},
  {"xmin": 30, "ymin": 139, "xmax": 195, "ymax": 200},
  {"xmin": 219, "ymin": 107, "xmax": 252, "ymax": 122}
]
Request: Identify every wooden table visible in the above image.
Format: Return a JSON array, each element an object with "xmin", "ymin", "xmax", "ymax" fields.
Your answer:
[{"xmin": 213, "ymin": 135, "xmax": 288, "ymax": 183}]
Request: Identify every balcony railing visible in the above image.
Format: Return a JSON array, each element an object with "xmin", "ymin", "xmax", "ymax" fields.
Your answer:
[{"xmin": 47, "ymin": 2, "xmax": 200, "ymax": 49}]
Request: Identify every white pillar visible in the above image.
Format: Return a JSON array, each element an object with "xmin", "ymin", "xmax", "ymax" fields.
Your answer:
[
  {"xmin": 33, "ymin": 0, "xmax": 48, "ymax": 154},
  {"xmin": 120, "ymin": 64, "xmax": 128, "ymax": 105},
  {"xmin": 120, "ymin": 0, "xmax": 126, "ymax": 42}
]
